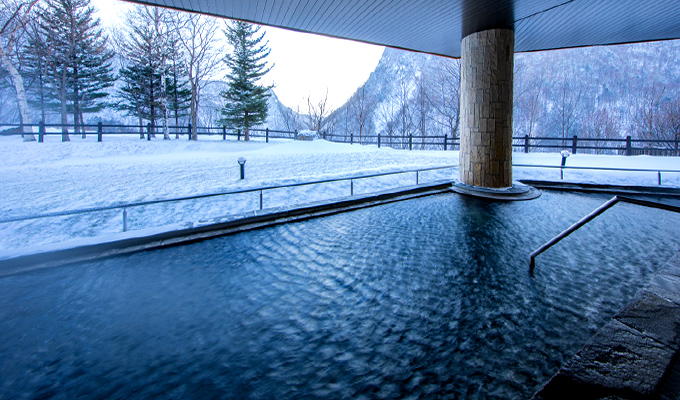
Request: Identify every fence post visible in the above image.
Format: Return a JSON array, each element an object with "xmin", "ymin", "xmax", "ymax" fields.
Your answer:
[
  {"xmin": 659, "ymin": 171, "xmax": 662, "ymax": 186},
  {"xmin": 524, "ymin": 135, "xmax": 529, "ymax": 153},
  {"xmin": 294, "ymin": 129, "xmax": 298, "ymax": 140},
  {"xmin": 626, "ymin": 135, "xmax": 632, "ymax": 156},
  {"xmin": 350, "ymin": 134, "xmax": 354, "ymax": 145},
  {"xmin": 266, "ymin": 127, "xmax": 269, "ymax": 143},
  {"xmin": 147, "ymin": 123, "xmax": 151, "ymax": 141},
  {"xmin": 97, "ymin": 122, "xmax": 103, "ymax": 142},
  {"xmin": 188, "ymin": 123, "xmax": 192, "ymax": 140},
  {"xmin": 409, "ymin": 134, "xmax": 413, "ymax": 150},
  {"xmin": 443, "ymin": 135, "xmax": 447, "ymax": 151},
  {"xmin": 238, "ymin": 130, "xmax": 241, "ymax": 141},
  {"xmin": 572, "ymin": 135, "xmax": 578, "ymax": 154},
  {"xmin": 38, "ymin": 120, "xmax": 45, "ymax": 143},
  {"xmin": 378, "ymin": 134, "xmax": 381, "ymax": 148},
  {"xmin": 223, "ymin": 126, "xmax": 226, "ymax": 140}
]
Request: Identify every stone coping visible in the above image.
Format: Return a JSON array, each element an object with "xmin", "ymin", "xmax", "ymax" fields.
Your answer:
[
  {"xmin": 533, "ymin": 252, "xmax": 680, "ymax": 399},
  {"xmin": 451, "ymin": 182, "xmax": 542, "ymax": 201},
  {"xmin": 519, "ymin": 180, "xmax": 680, "ymax": 198}
]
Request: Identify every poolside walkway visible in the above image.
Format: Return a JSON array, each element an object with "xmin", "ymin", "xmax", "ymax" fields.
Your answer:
[{"xmin": 533, "ymin": 251, "xmax": 680, "ymax": 399}]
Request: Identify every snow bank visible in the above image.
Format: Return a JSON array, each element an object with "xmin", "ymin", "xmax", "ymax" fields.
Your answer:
[{"xmin": 0, "ymin": 136, "xmax": 677, "ymax": 253}]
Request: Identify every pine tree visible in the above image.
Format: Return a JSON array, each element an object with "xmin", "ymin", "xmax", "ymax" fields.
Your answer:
[
  {"xmin": 33, "ymin": 0, "xmax": 114, "ymax": 139},
  {"xmin": 220, "ymin": 21, "xmax": 272, "ymax": 141},
  {"xmin": 115, "ymin": 5, "xmax": 173, "ymax": 138}
]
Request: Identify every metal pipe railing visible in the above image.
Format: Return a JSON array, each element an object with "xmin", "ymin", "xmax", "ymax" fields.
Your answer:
[
  {"xmin": 0, "ymin": 165, "xmax": 456, "ymax": 230},
  {"xmin": 513, "ymin": 164, "xmax": 680, "ymax": 186},
  {"xmin": 529, "ymin": 196, "xmax": 680, "ymax": 273}
]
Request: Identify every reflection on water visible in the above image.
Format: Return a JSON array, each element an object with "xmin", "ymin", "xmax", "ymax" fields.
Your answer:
[{"xmin": 1, "ymin": 191, "xmax": 679, "ymax": 399}]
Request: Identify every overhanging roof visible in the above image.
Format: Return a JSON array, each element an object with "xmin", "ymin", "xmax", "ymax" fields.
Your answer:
[{"xmin": 126, "ymin": 0, "xmax": 680, "ymax": 58}]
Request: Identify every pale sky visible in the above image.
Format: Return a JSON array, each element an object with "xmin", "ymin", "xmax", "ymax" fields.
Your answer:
[{"xmin": 92, "ymin": 0, "xmax": 384, "ymax": 112}]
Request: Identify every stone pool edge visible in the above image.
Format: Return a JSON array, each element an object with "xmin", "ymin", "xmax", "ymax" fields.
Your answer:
[
  {"xmin": 533, "ymin": 251, "xmax": 680, "ymax": 400},
  {"xmin": 0, "ymin": 180, "xmax": 454, "ymax": 277}
]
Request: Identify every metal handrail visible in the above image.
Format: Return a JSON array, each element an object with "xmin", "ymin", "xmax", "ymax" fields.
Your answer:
[
  {"xmin": 514, "ymin": 164, "xmax": 680, "ymax": 185},
  {"xmin": 529, "ymin": 196, "xmax": 680, "ymax": 273},
  {"xmin": 0, "ymin": 165, "xmax": 456, "ymax": 229}
]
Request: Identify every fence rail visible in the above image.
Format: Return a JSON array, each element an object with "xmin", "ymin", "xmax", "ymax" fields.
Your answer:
[
  {"xmin": 513, "ymin": 164, "xmax": 680, "ymax": 185},
  {"xmin": 2, "ymin": 122, "xmax": 679, "ymax": 156},
  {"xmin": 0, "ymin": 122, "xmax": 296, "ymax": 143}
]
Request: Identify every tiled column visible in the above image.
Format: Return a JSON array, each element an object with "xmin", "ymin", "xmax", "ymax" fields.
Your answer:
[{"xmin": 459, "ymin": 29, "xmax": 514, "ymax": 188}]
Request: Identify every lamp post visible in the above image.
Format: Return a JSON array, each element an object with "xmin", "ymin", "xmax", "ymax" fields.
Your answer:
[
  {"xmin": 560, "ymin": 150, "xmax": 571, "ymax": 180},
  {"xmin": 238, "ymin": 157, "xmax": 247, "ymax": 180}
]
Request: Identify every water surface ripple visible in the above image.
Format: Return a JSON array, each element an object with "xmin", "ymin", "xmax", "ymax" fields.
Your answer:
[{"xmin": 1, "ymin": 191, "xmax": 679, "ymax": 399}]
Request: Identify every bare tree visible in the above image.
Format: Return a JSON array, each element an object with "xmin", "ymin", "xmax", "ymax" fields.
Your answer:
[
  {"xmin": 172, "ymin": 11, "xmax": 221, "ymax": 140},
  {"xmin": 0, "ymin": 0, "xmax": 38, "ymax": 141},
  {"xmin": 630, "ymin": 83, "xmax": 665, "ymax": 143},
  {"xmin": 349, "ymin": 85, "xmax": 375, "ymax": 144},
  {"xmin": 397, "ymin": 75, "xmax": 413, "ymax": 149},
  {"xmin": 551, "ymin": 73, "xmax": 583, "ymax": 147},
  {"xmin": 427, "ymin": 57, "xmax": 460, "ymax": 142},
  {"xmin": 306, "ymin": 90, "xmax": 329, "ymax": 136},
  {"xmin": 376, "ymin": 99, "xmax": 397, "ymax": 147},
  {"xmin": 582, "ymin": 107, "xmax": 620, "ymax": 154},
  {"xmin": 514, "ymin": 57, "xmax": 544, "ymax": 143}
]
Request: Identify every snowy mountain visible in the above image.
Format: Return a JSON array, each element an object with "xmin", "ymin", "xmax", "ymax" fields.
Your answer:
[{"xmin": 328, "ymin": 40, "xmax": 680, "ymax": 142}]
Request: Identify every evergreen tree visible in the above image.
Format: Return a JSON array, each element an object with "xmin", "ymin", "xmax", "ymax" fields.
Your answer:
[
  {"xmin": 166, "ymin": 39, "xmax": 191, "ymax": 131},
  {"xmin": 115, "ymin": 5, "xmax": 174, "ymax": 138},
  {"xmin": 32, "ymin": 0, "xmax": 114, "ymax": 138},
  {"xmin": 220, "ymin": 21, "xmax": 272, "ymax": 141}
]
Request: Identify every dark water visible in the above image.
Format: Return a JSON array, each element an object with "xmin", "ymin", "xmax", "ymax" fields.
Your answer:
[{"xmin": 1, "ymin": 191, "xmax": 679, "ymax": 400}]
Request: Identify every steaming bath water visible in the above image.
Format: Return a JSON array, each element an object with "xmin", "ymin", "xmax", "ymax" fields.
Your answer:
[{"xmin": 1, "ymin": 191, "xmax": 679, "ymax": 399}]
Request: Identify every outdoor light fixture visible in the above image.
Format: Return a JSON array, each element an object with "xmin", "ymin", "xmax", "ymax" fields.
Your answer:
[
  {"xmin": 560, "ymin": 150, "xmax": 571, "ymax": 180},
  {"xmin": 238, "ymin": 157, "xmax": 247, "ymax": 180}
]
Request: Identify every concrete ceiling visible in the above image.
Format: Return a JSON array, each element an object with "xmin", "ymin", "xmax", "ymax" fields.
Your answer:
[{"xmin": 126, "ymin": 0, "xmax": 680, "ymax": 58}]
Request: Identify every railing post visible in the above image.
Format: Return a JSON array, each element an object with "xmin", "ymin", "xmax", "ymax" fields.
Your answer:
[
  {"xmin": 122, "ymin": 208, "xmax": 128, "ymax": 232},
  {"xmin": 416, "ymin": 171, "xmax": 419, "ymax": 185},
  {"xmin": 409, "ymin": 134, "xmax": 413, "ymax": 150},
  {"xmin": 350, "ymin": 179, "xmax": 354, "ymax": 196},
  {"xmin": 572, "ymin": 135, "xmax": 578, "ymax": 154},
  {"xmin": 266, "ymin": 127, "xmax": 269, "ymax": 143},
  {"xmin": 38, "ymin": 120, "xmax": 45, "ymax": 143},
  {"xmin": 443, "ymin": 135, "xmax": 448, "ymax": 151},
  {"xmin": 350, "ymin": 134, "xmax": 354, "ymax": 145},
  {"xmin": 223, "ymin": 126, "xmax": 226, "ymax": 140},
  {"xmin": 97, "ymin": 122, "xmax": 103, "ymax": 142},
  {"xmin": 626, "ymin": 135, "xmax": 632, "ymax": 156},
  {"xmin": 378, "ymin": 134, "xmax": 381, "ymax": 148},
  {"xmin": 147, "ymin": 123, "xmax": 151, "ymax": 141},
  {"xmin": 188, "ymin": 124, "xmax": 192, "ymax": 140},
  {"xmin": 294, "ymin": 129, "xmax": 298, "ymax": 140},
  {"xmin": 238, "ymin": 130, "xmax": 241, "ymax": 141},
  {"xmin": 524, "ymin": 135, "xmax": 529, "ymax": 153},
  {"xmin": 259, "ymin": 190, "xmax": 263, "ymax": 210},
  {"xmin": 659, "ymin": 171, "xmax": 662, "ymax": 186}
]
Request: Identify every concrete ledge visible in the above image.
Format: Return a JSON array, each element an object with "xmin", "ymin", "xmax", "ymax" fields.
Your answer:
[
  {"xmin": 0, "ymin": 181, "xmax": 454, "ymax": 277},
  {"xmin": 519, "ymin": 180, "xmax": 680, "ymax": 197},
  {"xmin": 534, "ymin": 252, "xmax": 680, "ymax": 399}
]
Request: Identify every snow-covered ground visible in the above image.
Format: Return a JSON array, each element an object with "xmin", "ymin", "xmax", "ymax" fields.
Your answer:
[{"xmin": 0, "ymin": 135, "xmax": 678, "ymax": 255}]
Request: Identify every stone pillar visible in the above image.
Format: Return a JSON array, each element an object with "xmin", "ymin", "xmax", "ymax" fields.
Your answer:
[{"xmin": 459, "ymin": 29, "xmax": 514, "ymax": 188}]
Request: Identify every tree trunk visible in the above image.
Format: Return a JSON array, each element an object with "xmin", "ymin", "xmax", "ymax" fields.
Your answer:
[
  {"xmin": 59, "ymin": 68, "xmax": 70, "ymax": 142},
  {"xmin": 0, "ymin": 40, "xmax": 35, "ymax": 141},
  {"xmin": 190, "ymin": 78, "xmax": 198, "ymax": 141}
]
